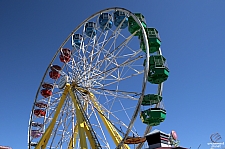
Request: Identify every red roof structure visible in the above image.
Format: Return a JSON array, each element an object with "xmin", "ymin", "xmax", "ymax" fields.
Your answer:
[{"xmin": 0, "ymin": 146, "xmax": 12, "ymax": 149}]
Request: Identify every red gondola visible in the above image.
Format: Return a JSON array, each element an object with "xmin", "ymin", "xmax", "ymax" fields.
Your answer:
[
  {"xmin": 34, "ymin": 109, "xmax": 46, "ymax": 117},
  {"xmin": 49, "ymin": 71, "xmax": 60, "ymax": 79},
  {"xmin": 40, "ymin": 89, "xmax": 52, "ymax": 98},
  {"xmin": 59, "ymin": 48, "xmax": 71, "ymax": 63},
  {"xmin": 49, "ymin": 65, "xmax": 61, "ymax": 79}
]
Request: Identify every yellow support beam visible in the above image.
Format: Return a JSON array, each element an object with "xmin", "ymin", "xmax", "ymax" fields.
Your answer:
[
  {"xmin": 83, "ymin": 121, "xmax": 99, "ymax": 148},
  {"xmin": 76, "ymin": 87, "xmax": 130, "ymax": 149},
  {"xmin": 34, "ymin": 84, "xmax": 69, "ymax": 149},
  {"xmin": 69, "ymin": 86, "xmax": 101, "ymax": 149},
  {"xmin": 89, "ymin": 92, "xmax": 130, "ymax": 149},
  {"xmin": 68, "ymin": 86, "xmax": 88, "ymax": 149},
  {"xmin": 67, "ymin": 104, "xmax": 87, "ymax": 149},
  {"xmin": 67, "ymin": 103, "xmax": 88, "ymax": 149}
]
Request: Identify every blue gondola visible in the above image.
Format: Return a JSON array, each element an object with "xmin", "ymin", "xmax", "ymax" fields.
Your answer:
[
  {"xmin": 85, "ymin": 22, "xmax": 97, "ymax": 38},
  {"xmin": 113, "ymin": 11, "xmax": 128, "ymax": 29},
  {"xmin": 72, "ymin": 34, "xmax": 83, "ymax": 47},
  {"xmin": 99, "ymin": 13, "xmax": 113, "ymax": 31}
]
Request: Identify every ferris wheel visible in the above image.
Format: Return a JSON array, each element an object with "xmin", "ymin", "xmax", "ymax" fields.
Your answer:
[{"xmin": 27, "ymin": 7, "xmax": 169, "ymax": 149}]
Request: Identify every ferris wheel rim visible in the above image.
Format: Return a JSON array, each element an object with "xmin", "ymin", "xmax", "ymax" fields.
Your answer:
[
  {"xmin": 27, "ymin": 7, "xmax": 157, "ymax": 149},
  {"xmin": 135, "ymin": 47, "xmax": 163, "ymax": 149}
]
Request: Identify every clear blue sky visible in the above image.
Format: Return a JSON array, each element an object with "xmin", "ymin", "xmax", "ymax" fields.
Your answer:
[{"xmin": 1, "ymin": 0, "xmax": 225, "ymax": 149}]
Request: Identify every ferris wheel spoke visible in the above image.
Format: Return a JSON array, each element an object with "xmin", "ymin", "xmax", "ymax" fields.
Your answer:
[
  {"xmin": 87, "ymin": 18, "xmax": 126, "ymax": 67},
  {"xmin": 88, "ymin": 47, "xmax": 143, "ymax": 84},
  {"xmin": 76, "ymin": 30, "xmax": 135, "ymax": 83},
  {"xmin": 101, "ymin": 58, "xmax": 144, "ymax": 83},
  {"xmin": 70, "ymin": 50, "xmax": 93, "ymax": 82},
  {"xmin": 78, "ymin": 31, "xmax": 95, "ymax": 75},
  {"xmin": 84, "ymin": 36, "xmax": 97, "ymax": 62},
  {"xmin": 46, "ymin": 97, "xmax": 63, "ymax": 111},
  {"xmin": 70, "ymin": 51, "xmax": 87, "ymax": 79},
  {"xmin": 55, "ymin": 118, "xmax": 73, "ymax": 149},
  {"xmin": 93, "ymin": 33, "xmax": 135, "ymax": 72},
  {"xmin": 89, "ymin": 102, "xmax": 110, "ymax": 148},
  {"xmin": 89, "ymin": 66, "xmax": 144, "ymax": 90},
  {"xmin": 109, "ymin": 106, "xmax": 136, "ymax": 115},
  {"xmin": 88, "ymin": 25, "xmax": 109, "ymax": 63},
  {"xmin": 103, "ymin": 46, "xmax": 143, "ymax": 75},
  {"xmin": 90, "ymin": 87, "xmax": 141, "ymax": 96},
  {"xmin": 88, "ymin": 55, "xmax": 143, "ymax": 83},
  {"xmin": 70, "ymin": 58, "xmax": 83, "ymax": 81},
  {"xmin": 73, "ymin": 55, "xmax": 86, "ymax": 76},
  {"xmin": 102, "ymin": 41, "xmax": 133, "ymax": 70},
  {"xmin": 90, "ymin": 88, "xmax": 140, "ymax": 101},
  {"xmin": 89, "ymin": 97, "xmax": 138, "ymax": 137},
  {"xmin": 87, "ymin": 32, "xmax": 109, "ymax": 80},
  {"xmin": 118, "ymin": 100, "xmax": 138, "ymax": 135}
]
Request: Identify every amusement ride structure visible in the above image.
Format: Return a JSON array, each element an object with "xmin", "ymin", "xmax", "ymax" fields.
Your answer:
[{"xmin": 28, "ymin": 7, "xmax": 170, "ymax": 149}]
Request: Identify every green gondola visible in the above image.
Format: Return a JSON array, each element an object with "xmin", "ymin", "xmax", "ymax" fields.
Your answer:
[
  {"xmin": 139, "ymin": 28, "xmax": 161, "ymax": 53},
  {"xmin": 128, "ymin": 13, "xmax": 147, "ymax": 36},
  {"xmin": 140, "ymin": 108, "xmax": 166, "ymax": 126}
]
